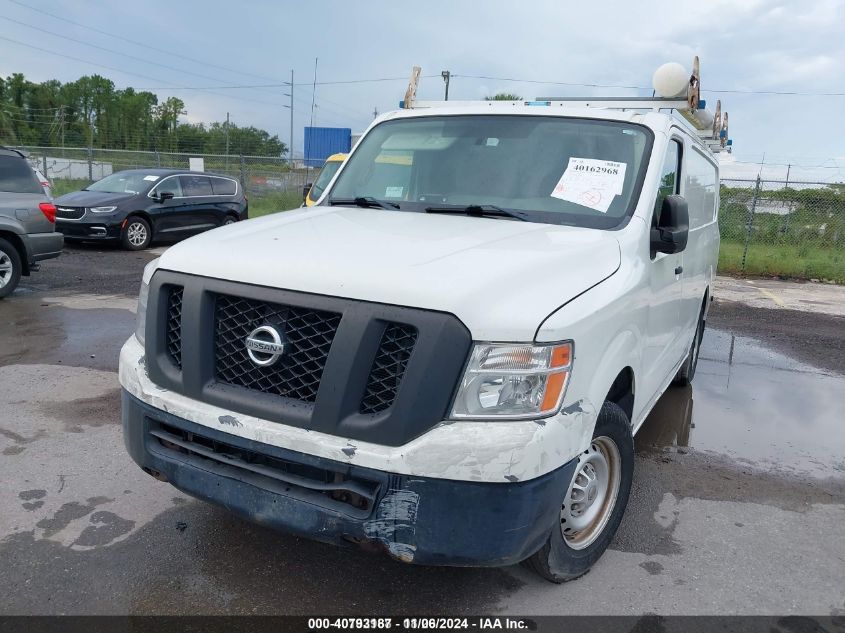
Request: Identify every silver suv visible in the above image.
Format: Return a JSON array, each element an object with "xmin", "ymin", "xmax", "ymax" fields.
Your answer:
[{"xmin": 0, "ymin": 147, "xmax": 63, "ymax": 298}]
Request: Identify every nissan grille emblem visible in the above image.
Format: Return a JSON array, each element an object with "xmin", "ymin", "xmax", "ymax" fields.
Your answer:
[{"xmin": 245, "ymin": 325, "xmax": 286, "ymax": 367}]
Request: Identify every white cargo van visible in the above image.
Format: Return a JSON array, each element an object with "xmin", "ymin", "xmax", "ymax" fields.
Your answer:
[{"xmin": 120, "ymin": 69, "xmax": 723, "ymax": 582}]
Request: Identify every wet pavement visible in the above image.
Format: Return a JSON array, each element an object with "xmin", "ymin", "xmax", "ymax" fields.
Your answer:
[{"xmin": 0, "ymin": 245, "xmax": 843, "ymax": 615}]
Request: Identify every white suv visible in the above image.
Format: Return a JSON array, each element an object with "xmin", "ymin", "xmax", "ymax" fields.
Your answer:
[{"xmin": 120, "ymin": 103, "xmax": 719, "ymax": 582}]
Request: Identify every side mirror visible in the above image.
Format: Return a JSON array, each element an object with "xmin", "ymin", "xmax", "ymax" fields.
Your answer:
[
  {"xmin": 155, "ymin": 191, "xmax": 174, "ymax": 204},
  {"xmin": 651, "ymin": 195, "xmax": 689, "ymax": 255},
  {"xmin": 302, "ymin": 183, "xmax": 312, "ymax": 199}
]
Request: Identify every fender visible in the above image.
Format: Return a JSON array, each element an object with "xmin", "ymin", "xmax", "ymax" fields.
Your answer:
[{"xmin": 535, "ymin": 238, "xmax": 647, "ymax": 450}]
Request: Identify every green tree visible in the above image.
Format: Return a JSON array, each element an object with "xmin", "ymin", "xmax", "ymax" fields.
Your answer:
[
  {"xmin": 0, "ymin": 72, "xmax": 286, "ymax": 156},
  {"xmin": 485, "ymin": 93, "xmax": 522, "ymax": 101}
]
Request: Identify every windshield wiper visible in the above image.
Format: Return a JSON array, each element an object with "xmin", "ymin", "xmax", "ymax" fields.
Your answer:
[
  {"xmin": 329, "ymin": 196, "xmax": 400, "ymax": 210},
  {"xmin": 424, "ymin": 204, "xmax": 528, "ymax": 222}
]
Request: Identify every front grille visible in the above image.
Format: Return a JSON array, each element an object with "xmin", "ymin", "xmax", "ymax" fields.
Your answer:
[
  {"xmin": 55, "ymin": 206, "xmax": 85, "ymax": 220},
  {"xmin": 214, "ymin": 294, "xmax": 341, "ymax": 403},
  {"xmin": 150, "ymin": 422, "xmax": 380, "ymax": 517},
  {"xmin": 166, "ymin": 287, "xmax": 184, "ymax": 369},
  {"xmin": 360, "ymin": 323, "xmax": 418, "ymax": 414},
  {"xmin": 147, "ymin": 270, "xmax": 473, "ymax": 446}
]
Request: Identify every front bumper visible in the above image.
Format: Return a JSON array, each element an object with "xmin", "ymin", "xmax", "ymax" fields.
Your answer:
[
  {"xmin": 56, "ymin": 219, "xmax": 122, "ymax": 241},
  {"xmin": 123, "ymin": 389, "xmax": 578, "ymax": 566}
]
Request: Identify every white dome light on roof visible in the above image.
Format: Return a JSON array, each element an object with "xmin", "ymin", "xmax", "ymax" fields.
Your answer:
[{"xmin": 652, "ymin": 62, "xmax": 689, "ymax": 98}]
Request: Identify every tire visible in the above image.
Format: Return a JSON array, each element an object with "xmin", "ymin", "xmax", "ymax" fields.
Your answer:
[
  {"xmin": 121, "ymin": 217, "xmax": 152, "ymax": 251},
  {"xmin": 223, "ymin": 214, "xmax": 238, "ymax": 226},
  {"xmin": 674, "ymin": 303, "xmax": 706, "ymax": 386},
  {"xmin": 0, "ymin": 237, "xmax": 23, "ymax": 299},
  {"xmin": 523, "ymin": 401, "xmax": 634, "ymax": 583}
]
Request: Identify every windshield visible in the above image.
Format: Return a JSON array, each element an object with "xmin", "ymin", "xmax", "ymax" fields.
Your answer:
[
  {"xmin": 87, "ymin": 171, "xmax": 158, "ymax": 194},
  {"xmin": 309, "ymin": 159, "xmax": 343, "ymax": 201},
  {"xmin": 329, "ymin": 115, "xmax": 652, "ymax": 228}
]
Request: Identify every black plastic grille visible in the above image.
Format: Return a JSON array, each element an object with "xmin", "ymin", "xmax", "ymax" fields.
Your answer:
[
  {"xmin": 214, "ymin": 295, "xmax": 341, "ymax": 403},
  {"xmin": 55, "ymin": 206, "xmax": 85, "ymax": 220},
  {"xmin": 151, "ymin": 422, "xmax": 380, "ymax": 516},
  {"xmin": 360, "ymin": 324, "xmax": 418, "ymax": 414},
  {"xmin": 166, "ymin": 287, "xmax": 184, "ymax": 369}
]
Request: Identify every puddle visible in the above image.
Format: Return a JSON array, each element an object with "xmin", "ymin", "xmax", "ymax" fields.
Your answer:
[
  {"xmin": 0, "ymin": 296, "xmax": 134, "ymax": 372},
  {"xmin": 637, "ymin": 328, "xmax": 845, "ymax": 479}
]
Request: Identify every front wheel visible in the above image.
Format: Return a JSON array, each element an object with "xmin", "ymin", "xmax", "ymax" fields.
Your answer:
[
  {"xmin": 122, "ymin": 217, "xmax": 152, "ymax": 251},
  {"xmin": 523, "ymin": 401, "xmax": 634, "ymax": 583},
  {"xmin": 0, "ymin": 237, "xmax": 23, "ymax": 299},
  {"xmin": 223, "ymin": 215, "xmax": 238, "ymax": 226}
]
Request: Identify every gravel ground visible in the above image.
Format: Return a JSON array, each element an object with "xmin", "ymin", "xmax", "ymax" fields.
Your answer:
[{"xmin": 0, "ymin": 245, "xmax": 843, "ymax": 616}]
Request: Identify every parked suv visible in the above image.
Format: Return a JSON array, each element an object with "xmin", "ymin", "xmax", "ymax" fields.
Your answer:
[
  {"xmin": 120, "ymin": 103, "xmax": 719, "ymax": 581},
  {"xmin": 54, "ymin": 169, "xmax": 248, "ymax": 250},
  {"xmin": 0, "ymin": 147, "xmax": 63, "ymax": 299}
]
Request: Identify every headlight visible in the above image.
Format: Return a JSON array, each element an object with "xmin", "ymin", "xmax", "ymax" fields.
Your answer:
[
  {"xmin": 89, "ymin": 206, "xmax": 117, "ymax": 213},
  {"xmin": 134, "ymin": 258, "xmax": 159, "ymax": 346},
  {"xmin": 450, "ymin": 342, "xmax": 573, "ymax": 420}
]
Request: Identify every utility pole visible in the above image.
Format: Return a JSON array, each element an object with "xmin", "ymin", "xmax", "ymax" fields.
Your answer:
[
  {"xmin": 289, "ymin": 69, "xmax": 294, "ymax": 167},
  {"xmin": 784, "ymin": 163, "xmax": 792, "ymax": 234},
  {"xmin": 225, "ymin": 112, "xmax": 230, "ymax": 169},
  {"xmin": 59, "ymin": 105, "xmax": 65, "ymax": 153},
  {"xmin": 441, "ymin": 70, "xmax": 451, "ymax": 100}
]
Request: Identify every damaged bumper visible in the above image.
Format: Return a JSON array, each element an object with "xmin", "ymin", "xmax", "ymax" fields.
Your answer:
[{"xmin": 122, "ymin": 389, "xmax": 578, "ymax": 567}]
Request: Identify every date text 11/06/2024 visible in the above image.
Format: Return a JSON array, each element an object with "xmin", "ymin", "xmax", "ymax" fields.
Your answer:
[{"xmin": 307, "ymin": 617, "xmax": 531, "ymax": 630}]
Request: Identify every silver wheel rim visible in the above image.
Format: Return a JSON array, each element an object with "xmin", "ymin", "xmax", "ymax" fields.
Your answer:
[
  {"xmin": 224, "ymin": 218, "xmax": 236, "ymax": 225},
  {"xmin": 0, "ymin": 249, "xmax": 13, "ymax": 288},
  {"xmin": 127, "ymin": 222, "xmax": 147, "ymax": 247},
  {"xmin": 560, "ymin": 436, "xmax": 622, "ymax": 550}
]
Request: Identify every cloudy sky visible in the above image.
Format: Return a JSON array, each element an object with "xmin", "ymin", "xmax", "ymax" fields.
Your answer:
[{"xmin": 2, "ymin": 0, "xmax": 844, "ymax": 181}]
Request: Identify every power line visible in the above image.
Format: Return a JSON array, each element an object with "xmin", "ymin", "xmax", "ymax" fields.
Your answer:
[
  {"xmin": 137, "ymin": 75, "xmax": 442, "ymax": 90},
  {"xmin": 0, "ymin": 35, "xmax": 288, "ymax": 109},
  {"xmin": 450, "ymin": 73, "xmax": 845, "ymax": 97},
  {"xmin": 133, "ymin": 71, "xmax": 845, "ymax": 105},
  {"xmin": 452, "ymin": 74, "xmax": 646, "ymax": 90},
  {"xmin": 5, "ymin": 0, "xmax": 288, "ymax": 86},
  {"xmin": 0, "ymin": 15, "xmax": 285, "ymax": 98}
]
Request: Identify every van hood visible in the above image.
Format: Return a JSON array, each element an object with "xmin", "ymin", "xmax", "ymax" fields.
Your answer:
[
  {"xmin": 55, "ymin": 190, "xmax": 136, "ymax": 207},
  {"xmin": 157, "ymin": 206, "xmax": 621, "ymax": 340}
]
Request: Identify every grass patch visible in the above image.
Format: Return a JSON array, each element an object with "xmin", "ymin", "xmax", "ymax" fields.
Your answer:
[
  {"xmin": 719, "ymin": 240, "xmax": 845, "ymax": 283},
  {"xmin": 50, "ymin": 179, "xmax": 91, "ymax": 197},
  {"xmin": 248, "ymin": 191, "xmax": 304, "ymax": 218}
]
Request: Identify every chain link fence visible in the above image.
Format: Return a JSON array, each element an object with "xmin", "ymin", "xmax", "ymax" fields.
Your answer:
[
  {"xmin": 14, "ymin": 146, "xmax": 319, "ymax": 216},
  {"xmin": 10, "ymin": 147, "xmax": 845, "ymax": 282},
  {"xmin": 719, "ymin": 178, "xmax": 844, "ymax": 283}
]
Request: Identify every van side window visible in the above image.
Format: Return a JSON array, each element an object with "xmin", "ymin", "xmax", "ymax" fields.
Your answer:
[
  {"xmin": 684, "ymin": 149, "xmax": 718, "ymax": 228},
  {"xmin": 180, "ymin": 175, "xmax": 213, "ymax": 197},
  {"xmin": 152, "ymin": 177, "xmax": 182, "ymax": 198},
  {"xmin": 210, "ymin": 177, "xmax": 237, "ymax": 196},
  {"xmin": 653, "ymin": 140, "xmax": 682, "ymax": 226}
]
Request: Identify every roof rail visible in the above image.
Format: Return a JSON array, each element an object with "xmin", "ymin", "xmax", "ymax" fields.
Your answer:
[{"xmin": 401, "ymin": 56, "xmax": 732, "ymax": 153}]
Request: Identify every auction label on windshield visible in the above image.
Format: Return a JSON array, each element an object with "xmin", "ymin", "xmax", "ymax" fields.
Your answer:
[{"xmin": 550, "ymin": 157, "xmax": 627, "ymax": 213}]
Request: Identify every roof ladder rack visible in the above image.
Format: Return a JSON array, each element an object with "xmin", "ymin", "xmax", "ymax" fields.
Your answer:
[{"xmin": 400, "ymin": 56, "xmax": 732, "ymax": 153}]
